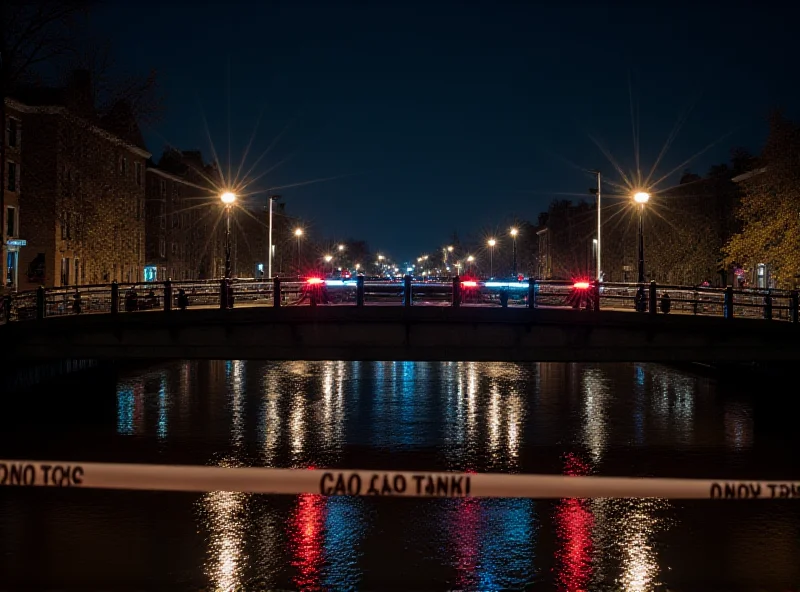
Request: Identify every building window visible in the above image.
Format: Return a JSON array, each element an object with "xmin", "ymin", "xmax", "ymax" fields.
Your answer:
[
  {"xmin": 159, "ymin": 238, "xmax": 166, "ymax": 258},
  {"xmin": 7, "ymin": 117, "xmax": 19, "ymax": 148},
  {"xmin": 7, "ymin": 162, "xmax": 17, "ymax": 192},
  {"xmin": 6, "ymin": 206, "xmax": 15, "ymax": 237},
  {"xmin": 160, "ymin": 180, "xmax": 167, "ymax": 198},
  {"xmin": 120, "ymin": 157, "xmax": 127, "ymax": 176},
  {"xmin": 172, "ymin": 213, "xmax": 178, "ymax": 228},
  {"xmin": 171, "ymin": 242, "xmax": 178, "ymax": 255},
  {"xmin": 160, "ymin": 204, "xmax": 166, "ymax": 229},
  {"xmin": 61, "ymin": 258, "xmax": 70, "ymax": 286},
  {"xmin": 135, "ymin": 162, "xmax": 142, "ymax": 186}
]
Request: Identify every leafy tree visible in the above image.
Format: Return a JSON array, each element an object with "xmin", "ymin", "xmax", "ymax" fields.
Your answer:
[{"xmin": 724, "ymin": 111, "xmax": 800, "ymax": 288}]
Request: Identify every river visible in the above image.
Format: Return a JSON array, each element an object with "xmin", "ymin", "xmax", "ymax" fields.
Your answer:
[{"xmin": 0, "ymin": 361, "xmax": 798, "ymax": 590}]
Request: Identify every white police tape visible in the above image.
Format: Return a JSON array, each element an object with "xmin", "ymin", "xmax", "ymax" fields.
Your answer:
[{"xmin": 1, "ymin": 460, "xmax": 799, "ymax": 499}]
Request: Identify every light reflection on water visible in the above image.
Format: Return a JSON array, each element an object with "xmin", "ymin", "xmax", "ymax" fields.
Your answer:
[{"xmin": 93, "ymin": 361, "xmax": 795, "ymax": 589}]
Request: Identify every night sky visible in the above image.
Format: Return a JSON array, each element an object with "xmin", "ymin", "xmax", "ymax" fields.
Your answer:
[{"xmin": 96, "ymin": 0, "xmax": 797, "ymax": 260}]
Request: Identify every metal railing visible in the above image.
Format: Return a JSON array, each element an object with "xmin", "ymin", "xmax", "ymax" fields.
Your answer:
[{"xmin": 2, "ymin": 277, "xmax": 798, "ymax": 324}]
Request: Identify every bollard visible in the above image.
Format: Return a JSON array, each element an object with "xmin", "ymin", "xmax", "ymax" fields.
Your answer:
[
  {"xmin": 528, "ymin": 279, "xmax": 536, "ymax": 309},
  {"xmin": 452, "ymin": 276, "xmax": 461, "ymax": 307},
  {"xmin": 791, "ymin": 291, "xmax": 799, "ymax": 324},
  {"xmin": 404, "ymin": 275, "xmax": 412, "ymax": 307},
  {"xmin": 36, "ymin": 286, "xmax": 45, "ymax": 320},
  {"xmin": 723, "ymin": 286, "xmax": 734, "ymax": 320},
  {"xmin": 763, "ymin": 290, "xmax": 772, "ymax": 321},
  {"xmin": 593, "ymin": 282, "xmax": 601, "ymax": 312},
  {"xmin": 164, "ymin": 279, "xmax": 172, "ymax": 312},
  {"xmin": 500, "ymin": 289, "xmax": 509, "ymax": 308},
  {"xmin": 110, "ymin": 281, "xmax": 119, "ymax": 314},
  {"xmin": 649, "ymin": 281, "xmax": 657, "ymax": 316},
  {"xmin": 273, "ymin": 277, "xmax": 281, "ymax": 308},
  {"xmin": 219, "ymin": 279, "xmax": 227, "ymax": 310},
  {"xmin": 356, "ymin": 275, "xmax": 365, "ymax": 307}
]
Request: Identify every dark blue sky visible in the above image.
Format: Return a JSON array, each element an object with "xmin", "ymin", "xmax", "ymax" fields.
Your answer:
[{"xmin": 96, "ymin": 0, "xmax": 796, "ymax": 260}]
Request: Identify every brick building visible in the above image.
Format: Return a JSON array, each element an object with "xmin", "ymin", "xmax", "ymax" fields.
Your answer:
[
  {"xmin": 7, "ymin": 72, "xmax": 149, "ymax": 290},
  {"xmin": 3, "ymin": 101, "xmax": 24, "ymax": 290},
  {"xmin": 144, "ymin": 148, "xmax": 300, "ymax": 282},
  {"xmin": 145, "ymin": 149, "xmax": 217, "ymax": 281}
]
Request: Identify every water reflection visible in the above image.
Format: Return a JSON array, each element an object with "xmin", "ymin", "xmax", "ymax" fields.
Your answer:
[
  {"xmin": 724, "ymin": 401, "xmax": 754, "ymax": 451},
  {"xmin": 555, "ymin": 454, "xmax": 594, "ymax": 592},
  {"xmin": 289, "ymin": 494, "xmax": 326, "ymax": 590},
  {"xmin": 447, "ymin": 497, "xmax": 536, "ymax": 591},
  {"xmin": 287, "ymin": 494, "xmax": 366, "ymax": 590},
  {"xmin": 580, "ymin": 368, "xmax": 611, "ymax": 463},
  {"xmin": 202, "ymin": 489, "xmax": 248, "ymax": 592},
  {"xmin": 101, "ymin": 360, "xmax": 774, "ymax": 590}
]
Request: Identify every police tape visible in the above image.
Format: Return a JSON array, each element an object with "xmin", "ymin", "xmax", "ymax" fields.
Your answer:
[{"xmin": 1, "ymin": 460, "xmax": 799, "ymax": 500}]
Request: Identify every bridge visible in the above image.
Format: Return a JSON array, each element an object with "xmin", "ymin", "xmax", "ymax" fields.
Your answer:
[{"xmin": 1, "ymin": 277, "xmax": 798, "ymax": 362}]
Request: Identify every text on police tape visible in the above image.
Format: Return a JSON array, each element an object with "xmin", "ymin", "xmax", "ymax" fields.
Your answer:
[{"xmin": 0, "ymin": 463, "xmax": 84, "ymax": 487}]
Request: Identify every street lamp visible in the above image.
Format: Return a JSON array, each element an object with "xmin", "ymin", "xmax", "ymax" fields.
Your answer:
[
  {"xmin": 589, "ymin": 170, "xmax": 602, "ymax": 281},
  {"xmin": 266, "ymin": 194, "xmax": 280, "ymax": 279},
  {"xmin": 467, "ymin": 255, "xmax": 474, "ymax": 274},
  {"xmin": 510, "ymin": 228, "xmax": 518, "ymax": 277},
  {"xmin": 294, "ymin": 228, "xmax": 303, "ymax": 275},
  {"xmin": 220, "ymin": 192, "xmax": 236, "ymax": 279},
  {"xmin": 338, "ymin": 244, "xmax": 345, "ymax": 252},
  {"xmin": 633, "ymin": 191, "xmax": 650, "ymax": 311},
  {"xmin": 487, "ymin": 238, "xmax": 496, "ymax": 278},
  {"xmin": 324, "ymin": 254, "xmax": 332, "ymax": 275}
]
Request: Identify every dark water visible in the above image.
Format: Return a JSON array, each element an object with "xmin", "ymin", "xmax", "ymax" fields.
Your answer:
[{"xmin": 1, "ymin": 360, "xmax": 798, "ymax": 591}]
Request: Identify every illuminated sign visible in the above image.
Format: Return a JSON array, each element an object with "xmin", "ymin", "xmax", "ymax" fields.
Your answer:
[{"xmin": 7, "ymin": 239, "xmax": 26, "ymax": 246}]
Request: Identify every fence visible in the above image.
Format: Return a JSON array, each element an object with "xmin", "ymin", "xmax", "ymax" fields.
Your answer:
[{"xmin": 1, "ymin": 277, "xmax": 798, "ymax": 324}]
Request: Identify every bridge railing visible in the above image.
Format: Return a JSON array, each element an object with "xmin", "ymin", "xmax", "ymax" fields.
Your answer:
[{"xmin": 2, "ymin": 277, "xmax": 798, "ymax": 324}]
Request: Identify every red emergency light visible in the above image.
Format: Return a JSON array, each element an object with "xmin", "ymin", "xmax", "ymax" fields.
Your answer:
[
  {"xmin": 307, "ymin": 277, "xmax": 324, "ymax": 285},
  {"xmin": 573, "ymin": 281, "xmax": 590, "ymax": 290},
  {"xmin": 461, "ymin": 281, "xmax": 478, "ymax": 288}
]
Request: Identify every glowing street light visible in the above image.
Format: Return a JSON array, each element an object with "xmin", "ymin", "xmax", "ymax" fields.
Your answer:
[
  {"xmin": 219, "ymin": 191, "xmax": 236, "ymax": 283},
  {"xmin": 633, "ymin": 191, "xmax": 650, "ymax": 311},
  {"xmin": 337, "ymin": 244, "xmax": 345, "ymax": 251},
  {"xmin": 294, "ymin": 228, "xmax": 303, "ymax": 275},
  {"xmin": 487, "ymin": 238, "xmax": 496, "ymax": 278},
  {"xmin": 510, "ymin": 227, "xmax": 519, "ymax": 277}
]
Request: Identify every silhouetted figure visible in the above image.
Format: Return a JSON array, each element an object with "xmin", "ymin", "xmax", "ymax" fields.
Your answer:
[
  {"xmin": 660, "ymin": 292, "xmax": 671, "ymax": 314},
  {"xmin": 500, "ymin": 289, "xmax": 509, "ymax": 308},
  {"xmin": 146, "ymin": 290, "xmax": 157, "ymax": 309},
  {"xmin": 125, "ymin": 288, "xmax": 138, "ymax": 312},
  {"xmin": 177, "ymin": 289, "xmax": 188, "ymax": 310},
  {"xmin": 72, "ymin": 292, "xmax": 82, "ymax": 314}
]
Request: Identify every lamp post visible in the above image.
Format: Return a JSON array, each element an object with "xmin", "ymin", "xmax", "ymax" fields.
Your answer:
[
  {"xmin": 324, "ymin": 254, "xmax": 332, "ymax": 276},
  {"xmin": 220, "ymin": 192, "xmax": 236, "ymax": 279},
  {"xmin": 589, "ymin": 170, "xmax": 601, "ymax": 281},
  {"xmin": 294, "ymin": 228, "xmax": 303, "ymax": 275},
  {"xmin": 510, "ymin": 228, "xmax": 518, "ymax": 277},
  {"xmin": 444, "ymin": 245, "xmax": 454, "ymax": 276},
  {"xmin": 487, "ymin": 238, "xmax": 496, "ymax": 278},
  {"xmin": 467, "ymin": 255, "xmax": 474, "ymax": 275},
  {"xmin": 267, "ymin": 194, "xmax": 280, "ymax": 279},
  {"xmin": 634, "ymin": 191, "xmax": 650, "ymax": 312}
]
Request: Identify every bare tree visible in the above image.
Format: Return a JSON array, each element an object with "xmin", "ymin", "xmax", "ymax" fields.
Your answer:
[
  {"xmin": 1, "ymin": 1, "xmax": 94, "ymax": 291},
  {"xmin": 65, "ymin": 34, "xmax": 164, "ymax": 126}
]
